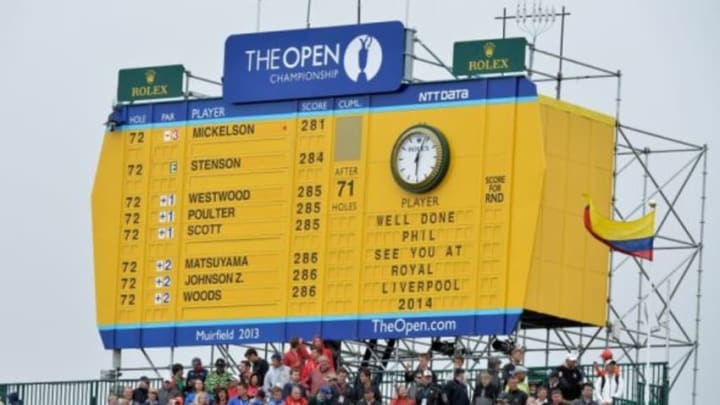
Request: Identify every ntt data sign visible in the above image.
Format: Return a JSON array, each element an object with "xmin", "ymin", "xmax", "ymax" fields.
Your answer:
[{"xmin": 223, "ymin": 21, "xmax": 406, "ymax": 103}]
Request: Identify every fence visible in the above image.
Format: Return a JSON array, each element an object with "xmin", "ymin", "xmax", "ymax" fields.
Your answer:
[{"xmin": 0, "ymin": 362, "xmax": 668, "ymax": 405}]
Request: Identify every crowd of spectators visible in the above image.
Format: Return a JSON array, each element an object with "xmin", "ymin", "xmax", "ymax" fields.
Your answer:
[{"xmin": 106, "ymin": 337, "xmax": 623, "ymax": 405}]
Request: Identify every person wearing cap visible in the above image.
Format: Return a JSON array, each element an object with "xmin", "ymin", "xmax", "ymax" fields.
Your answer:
[
  {"xmin": 414, "ymin": 369, "xmax": 443, "ymax": 405},
  {"xmin": 245, "ymin": 349, "xmax": 270, "ymax": 387},
  {"xmin": 474, "ymin": 370, "xmax": 501, "ymax": 405},
  {"xmin": 309, "ymin": 385, "xmax": 333, "ymax": 405},
  {"xmin": 555, "ymin": 353, "xmax": 584, "ymax": 402},
  {"xmin": 207, "ymin": 358, "xmax": 233, "ymax": 394},
  {"xmin": 502, "ymin": 346, "xmax": 525, "ymax": 388},
  {"xmin": 593, "ymin": 360, "xmax": 622, "ymax": 405},
  {"xmin": 264, "ymin": 353, "xmax": 291, "ymax": 394},
  {"xmin": 504, "ymin": 375, "xmax": 528, "ymax": 405},
  {"xmin": 330, "ymin": 368, "xmax": 353, "ymax": 405},
  {"xmin": 443, "ymin": 368, "xmax": 470, "ymax": 405},
  {"xmin": 505, "ymin": 366, "xmax": 529, "ymax": 394},
  {"xmin": 186, "ymin": 358, "xmax": 209, "ymax": 394}
]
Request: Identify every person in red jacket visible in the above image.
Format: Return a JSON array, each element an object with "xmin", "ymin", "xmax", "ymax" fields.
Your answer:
[
  {"xmin": 312, "ymin": 336, "xmax": 335, "ymax": 371},
  {"xmin": 286, "ymin": 385, "xmax": 308, "ymax": 405},
  {"xmin": 284, "ymin": 337, "xmax": 311, "ymax": 369},
  {"xmin": 390, "ymin": 384, "xmax": 415, "ymax": 405}
]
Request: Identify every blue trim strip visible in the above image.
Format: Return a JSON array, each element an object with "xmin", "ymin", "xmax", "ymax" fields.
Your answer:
[
  {"xmin": 98, "ymin": 308, "xmax": 523, "ymax": 330},
  {"xmin": 118, "ymin": 96, "xmax": 538, "ymax": 131}
]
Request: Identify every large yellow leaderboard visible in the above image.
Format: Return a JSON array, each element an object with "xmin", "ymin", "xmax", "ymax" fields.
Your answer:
[{"xmin": 93, "ymin": 76, "xmax": 613, "ymax": 348}]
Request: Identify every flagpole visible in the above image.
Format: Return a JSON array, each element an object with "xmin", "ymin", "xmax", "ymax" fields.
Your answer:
[{"xmin": 645, "ymin": 199, "xmax": 657, "ymax": 405}]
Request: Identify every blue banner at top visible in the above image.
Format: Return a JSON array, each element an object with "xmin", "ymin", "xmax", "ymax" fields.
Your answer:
[{"xmin": 223, "ymin": 21, "xmax": 406, "ymax": 103}]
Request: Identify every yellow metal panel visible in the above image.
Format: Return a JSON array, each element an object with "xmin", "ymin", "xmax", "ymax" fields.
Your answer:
[{"xmin": 525, "ymin": 98, "xmax": 614, "ymax": 326}]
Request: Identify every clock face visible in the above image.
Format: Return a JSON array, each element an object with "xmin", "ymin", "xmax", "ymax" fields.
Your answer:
[{"xmin": 390, "ymin": 124, "xmax": 450, "ymax": 193}]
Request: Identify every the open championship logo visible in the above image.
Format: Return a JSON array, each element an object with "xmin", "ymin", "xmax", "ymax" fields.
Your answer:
[{"xmin": 343, "ymin": 34, "xmax": 383, "ymax": 82}]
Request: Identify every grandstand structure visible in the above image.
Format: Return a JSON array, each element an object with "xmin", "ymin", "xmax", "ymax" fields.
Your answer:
[{"xmin": 3, "ymin": 4, "xmax": 705, "ymax": 405}]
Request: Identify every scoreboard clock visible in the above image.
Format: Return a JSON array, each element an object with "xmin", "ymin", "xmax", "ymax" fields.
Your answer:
[{"xmin": 390, "ymin": 124, "xmax": 450, "ymax": 193}]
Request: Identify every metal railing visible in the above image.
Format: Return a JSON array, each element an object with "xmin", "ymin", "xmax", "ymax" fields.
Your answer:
[{"xmin": 0, "ymin": 362, "xmax": 668, "ymax": 405}]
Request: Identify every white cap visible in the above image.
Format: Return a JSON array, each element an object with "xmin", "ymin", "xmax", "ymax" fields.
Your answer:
[{"xmin": 566, "ymin": 352, "xmax": 578, "ymax": 362}]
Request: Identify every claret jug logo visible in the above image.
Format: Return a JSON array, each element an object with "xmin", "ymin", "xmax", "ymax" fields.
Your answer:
[{"xmin": 343, "ymin": 34, "xmax": 383, "ymax": 82}]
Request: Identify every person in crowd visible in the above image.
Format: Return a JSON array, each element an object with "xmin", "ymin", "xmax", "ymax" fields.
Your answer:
[
  {"xmin": 229, "ymin": 383, "xmax": 252, "ymax": 405},
  {"xmin": 107, "ymin": 394, "xmax": 118, "ymax": 405},
  {"xmin": 390, "ymin": 384, "xmax": 415, "ymax": 405},
  {"xmin": 284, "ymin": 337, "xmax": 311, "ymax": 370},
  {"xmin": 248, "ymin": 373, "xmax": 261, "ymax": 397},
  {"xmin": 309, "ymin": 386, "xmax": 333, "ymax": 405},
  {"xmin": 574, "ymin": 384, "xmax": 598, "ymax": 405},
  {"xmin": 504, "ymin": 376, "xmax": 528, "ymax": 405},
  {"xmin": 229, "ymin": 378, "xmax": 241, "ymax": 398},
  {"xmin": 443, "ymin": 368, "xmax": 470, "ymax": 405},
  {"xmin": 502, "ymin": 347, "xmax": 525, "ymax": 387},
  {"xmin": 285, "ymin": 386, "xmax": 308, "ymax": 405},
  {"xmin": 453, "ymin": 354, "xmax": 465, "ymax": 372},
  {"xmin": 122, "ymin": 386, "xmax": 134, "ymax": 403},
  {"xmin": 268, "ymin": 386, "xmax": 285, "ymax": 405},
  {"xmin": 357, "ymin": 387, "xmax": 381, "ymax": 405},
  {"xmin": 534, "ymin": 387, "xmax": 549, "ymax": 405},
  {"xmin": 308, "ymin": 355, "xmax": 335, "ymax": 396},
  {"xmin": 160, "ymin": 379, "xmax": 180, "ymax": 405},
  {"xmin": 528, "ymin": 382, "xmax": 538, "ymax": 399},
  {"xmin": 404, "ymin": 352, "xmax": 436, "ymax": 384},
  {"xmin": 187, "ymin": 358, "xmax": 209, "ymax": 392},
  {"xmin": 301, "ymin": 347, "xmax": 322, "ymax": 384},
  {"xmin": 118, "ymin": 400, "xmax": 129, "ymax": 405},
  {"xmin": 593, "ymin": 350, "xmax": 615, "ymax": 379},
  {"xmin": 329, "ymin": 368, "xmax": 353, "ymax": 405},
  {"xmin": 185, "ymin": 378, "xmax": 207, "ymax": 405},
  {"xmin": 146, "ymin": 388, "xmax": 160, "ymax": 405},
  {"xmin": 215, "ymin": 386, "xmax": 230, "ymax": 405},
  {"xmin": 193, "ymin": 392, "xmax": 210, "ymax": 405},
  {"xmin": 246, "ymin": 349, "xmax": 271, "ymax": 386},
  {"xmin": 556, "ymin": 353, "xmax": 584, "ymax": 402},
  {"xmin": 265, "ymin": 353, "xmax": 291, "ymax": 393},
  {"xmin": 253, "ymin": 390, "xmax": 267, "ymax": 405},
  {"xmin": 352, "ymin": 368, "xmax": 382, "ymax": 403},
  {"xmin": 133, "ymin": 377, "xmax": 151, "ymax": 404},
  {"xmin": 594, "ymin": 360, "xmax": 622, "ymax": 405},
  {"xmin": 169, "ymin": 364, "xmax": 185, "ymax": 394},
  {"xmin": 407, "ymin": 371, "xmax": 423, "ymax": 400},
  {"xmin": 508, "ymin": 367, "xmax": 529, "ymax": 394},
  {"xmin": 487, "ymin": 357, "xmax": 504, "ymax": 392},
  {"xmin": 549, "ymin": 389, "xmax": 565, "ymax": 405},
  {"xmin": 414, "ymin": 369, "xmax": 443, "ymax": 405},
  {"xmin": 207, "ymin": 358, "xmax": 233, "ymax": 393},
  {"xmin": 312, "ymin": 337, "xmax": 336, "ymax": 371},
  {"xmin": 6, "ymin": 394, "xmax": 21, "ymax": 405},
  {"xmin": 474, "ymin": 370, "xmax": 500, "ymax": 405},
  {"xmin": 283, "ymin": 368, "xmax": 307, "ymax": 400},
  {"xmin": 240, "ymin": 361, "xmax": 253, "ymax": 385}
]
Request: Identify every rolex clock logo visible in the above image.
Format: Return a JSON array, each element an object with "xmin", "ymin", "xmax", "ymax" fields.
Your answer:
[
  {"xmin": 483, "ymin": 42, "xmax": 496, "ymax": 58},
  {"xmin": 344, "ymin": 34, "xmax": 383, "ymax": 82},
  {"xmin": 145, "ymin": 69, "xmax": 157, "ymax": 85}
]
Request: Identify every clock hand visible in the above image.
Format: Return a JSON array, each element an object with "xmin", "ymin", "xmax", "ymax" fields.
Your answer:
[{"xmin": 414, "ymin": 137, "xmax": 427, "ymax": 181}]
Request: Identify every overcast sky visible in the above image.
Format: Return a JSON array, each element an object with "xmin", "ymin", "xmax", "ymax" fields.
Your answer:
[{"xmin": 0, "ymin": 0, "xmax": 717, "ymax": 403}]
